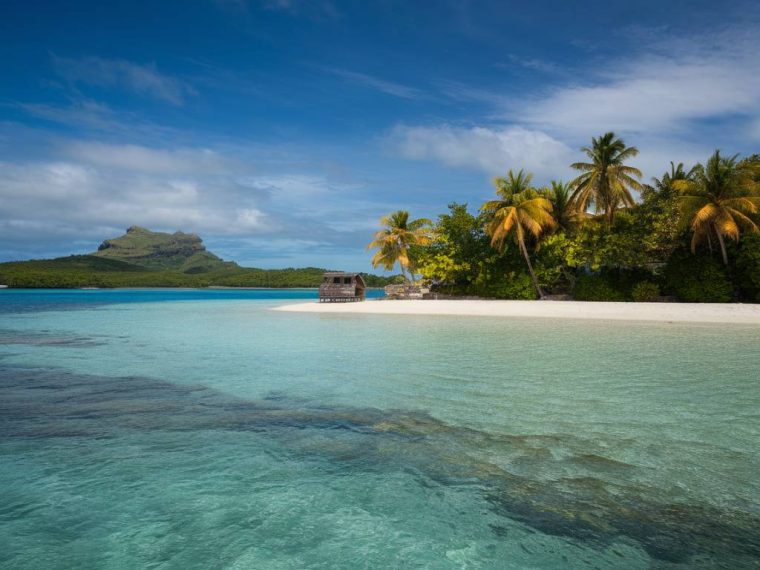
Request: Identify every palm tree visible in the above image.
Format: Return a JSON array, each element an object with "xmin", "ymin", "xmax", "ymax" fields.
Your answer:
[
  {"xmin": 481, "ymin": 175, "xmax": 556, "ymax": 298},
  {"xmin": 367, "ymin": 210, "xmax": 432, "ymax": 281},
  {"xmin": 652, "ymin": 161, "xmax": 694, "ymax": 196},
  {"xmin": 540, "ymin": 180, "xmax": 577, "ymax": 232},
  {"xmin": 680, "ymin": 150, "xmax": 760, "ymax": 265},
  {"xmin": 493, "ymin": 168, "xmax": 534, "ymax": 196},
  {"xmin": 569, "ymin": 132, "xmax": 643, "ymax": 225}
]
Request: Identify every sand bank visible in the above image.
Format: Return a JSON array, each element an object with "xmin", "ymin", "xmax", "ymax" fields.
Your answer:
[{"xmin": 273, "ymin": 299, "xmax": 760, "ymax": 324}]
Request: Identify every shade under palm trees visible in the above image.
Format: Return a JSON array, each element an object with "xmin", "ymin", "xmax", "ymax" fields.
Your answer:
[
  {"xmin": 680, "ymin": 150, "xmax": 760, "ymax": 265},
  {"xmin": 366, "ymin": 210, "xmax": 432, "ymax": 281},
  {"xmin": 570, "ymin": 132, "xmax": 643, "ymax": 225},
  {"xmin": 481, "ymin": 170, "xmax": 556, "ymax": 298}
]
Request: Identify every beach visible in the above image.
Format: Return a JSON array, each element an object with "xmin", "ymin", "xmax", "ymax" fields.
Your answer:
[{"xmin": 274, "ymin": 299, "xmax": 760, "ymax": 324}]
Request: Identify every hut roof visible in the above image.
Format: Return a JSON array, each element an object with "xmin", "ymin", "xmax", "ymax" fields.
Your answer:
[{"xmin": 322, "ymin": 272, "xmax": 366, "ymax": 285}]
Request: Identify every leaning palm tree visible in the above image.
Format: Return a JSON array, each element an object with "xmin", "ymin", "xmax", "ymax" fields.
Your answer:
[
  {"xmin": 569, "ymin": 132, "xmax": 643, "ymax": 225},
  {"xmin": 680, "ymin": 150, "xmax": 760, "ymax": 265},
  {"xmin": 367, "ymin": 210, "xmax": 432, "ymax": 281},
  {"xmin": 481, "ymin": 178, "xmax": 555, "ymax": 298}
]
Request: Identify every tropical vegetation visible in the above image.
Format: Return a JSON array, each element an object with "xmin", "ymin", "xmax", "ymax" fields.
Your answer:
[
  {"xmin": 0, "ymin": 226, "xmax": 402, "ymax": 289},
  {"xmin": 370, "ymin": 133, "xmax": 760, "ymax": 302},
  {"xmin": 0, "ymin": 256, "xmax": 400, "ymax": 289},
  {"xmin": 366, "ymin": 210, "xmax": 433, "ymax": 281},
  {"xmin": 480, "ymin": 170, "xmax": 555, "ymax": 298}
]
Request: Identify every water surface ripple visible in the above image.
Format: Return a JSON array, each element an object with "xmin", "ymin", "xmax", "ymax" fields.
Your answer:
[{"xmin": 0, "ymin": 289, "xmax": 758, "ymax": 569}]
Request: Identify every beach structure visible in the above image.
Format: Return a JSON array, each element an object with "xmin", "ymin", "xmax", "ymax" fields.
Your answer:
[
  {"xmin": 384, "ymin": 283, "xmax": 430, "ymax": 300},
  {"xmin": 319, "ymin": 272, "xmax": 366, "ymax": 302}
]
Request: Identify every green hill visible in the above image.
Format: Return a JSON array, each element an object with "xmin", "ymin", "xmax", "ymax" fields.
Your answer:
[
  {"xmin": 93, "ymin": 226, "xmax": 236, "ymax": 273},
  {"xmin": 0, "ymin": 227, "xmax": 401, "ymax": 289}
]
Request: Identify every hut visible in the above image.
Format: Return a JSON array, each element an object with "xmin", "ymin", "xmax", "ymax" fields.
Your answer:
[{"xmin": 319, "ymin": 272, "xmax": 366, "ymax": 302}]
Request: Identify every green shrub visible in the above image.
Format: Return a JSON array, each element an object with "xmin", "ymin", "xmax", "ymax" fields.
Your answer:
[
  {"xmin": 488, "ymin": 272, "xmax": 537, "ymax": 300},
  {"xmin": 663, "ymin": 252, "xmax": 733, "ymax": 302},
  {"xmin": 573, "ymin": 273, "xmax": 627, "ymax": 302},
  {"xmin": 631, "ymin": 281, "xmax": 660, "ymax": 302},
  {"xmin": 735, "ymin": 233, "xmax": 760, "ymax": 301}
]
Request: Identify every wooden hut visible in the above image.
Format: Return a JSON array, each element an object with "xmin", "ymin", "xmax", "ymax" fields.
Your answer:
[{"xmin": 319, "ymin": 272, "xmax": 366, "ymax": 302}]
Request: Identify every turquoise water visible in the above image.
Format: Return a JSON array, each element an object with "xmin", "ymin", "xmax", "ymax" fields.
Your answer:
[{"xmin": 1, "ymin": 289, "xmax": 759, "ymax": 569}]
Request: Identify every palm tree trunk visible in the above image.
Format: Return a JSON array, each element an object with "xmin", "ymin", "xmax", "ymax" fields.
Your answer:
[
  {"xmin": 715, "ymin": 228, "xmax": 729, "ymax": 266},
  {"xmin": 519, "ymin": 237, "xmax": 544, "ymax": 299}
]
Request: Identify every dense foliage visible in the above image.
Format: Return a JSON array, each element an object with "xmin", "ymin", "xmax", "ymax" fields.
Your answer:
[
  {"xmin": 662, "ymin": 252, "xmax": 733, "ymax": 303},
  {"xmin": 380, "ymin": 135, "xmax": 760, "ymax": 302},
  {"xmin": 0, "ymin": 256, "xmax": 399, "ymax": 289}
]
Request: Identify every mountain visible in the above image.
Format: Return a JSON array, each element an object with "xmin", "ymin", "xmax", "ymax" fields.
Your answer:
[
  {"xmin": 0, "ymin": 227, "xmax": 401, "ymax": 289},
  {"xmin": 93, "ymin": 226, "xmax": 236, "ymax": 274}
]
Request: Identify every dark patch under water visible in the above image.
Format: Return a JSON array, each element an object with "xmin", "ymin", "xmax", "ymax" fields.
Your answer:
[
  {"xmin": 1, "ymin": 365, "xmax": 759, "ymax": 568},
  {"xmin": 0, "ymin": 330, "xmax": 106, "ymax": 348}
]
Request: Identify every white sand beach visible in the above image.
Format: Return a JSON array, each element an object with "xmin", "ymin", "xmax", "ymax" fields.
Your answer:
[{"xmin": 274, "ymin": 299, "xmax": 760, "ymax": 324}]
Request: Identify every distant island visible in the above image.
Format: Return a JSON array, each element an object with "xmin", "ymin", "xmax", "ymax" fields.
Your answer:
[{"xmin": 0, "ymin": 226, "xmax": 399, "ymax": 289}]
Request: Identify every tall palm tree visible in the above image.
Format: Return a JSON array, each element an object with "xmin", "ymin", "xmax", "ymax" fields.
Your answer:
[
  {"xmin": 481, "ymin": 176, "xmax": 555, "ymax": 298},
  {"xmin": 680, "ymin": 150, "xmax": 760, "ymax": 265},
  {"xmin": 569, "ymin": 132, "xmax": 643, "ymax": 225},
  {"xmin": 540, "ymin": 180, "xmax": 577, "ymax": 232},
  {"xmin": 367, "ymin": 210, "xmax": 432, "ymax": 281}
]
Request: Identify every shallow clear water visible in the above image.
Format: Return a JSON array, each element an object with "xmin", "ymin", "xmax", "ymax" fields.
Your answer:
[{"xmin": 1, "ymin": 289, "xmax": 759, "ymax": 569}]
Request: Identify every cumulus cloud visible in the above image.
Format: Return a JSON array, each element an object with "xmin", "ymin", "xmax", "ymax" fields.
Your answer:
[
  {"xmin": 0, "ymin": 158, "xmax": 267, "ymax": 239},
  {"xmin": 52, "ymin": 55, "xmax": 194, "ymax": 105},
  {"xmin": 514, "ymin": 55, "xmax": 760, "ymax": 136},
  {"xmin": 0, "ymin": 140, "xmax": 397, "ymax": 266},
  {"xmin": 390, "ymin": 124, "xmax": 574, "ymax": 180},
  {"xmin": 394, "ymin": 24, "xmax": 760, "ymax": 181},
  {"xmin": 507, "ymin": 27, "xmax": 760, "ymax": 138}
]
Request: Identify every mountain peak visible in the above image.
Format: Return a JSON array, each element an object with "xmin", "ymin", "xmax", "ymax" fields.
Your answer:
[{"xmin": 93, "ymin": 227, "xmax": 232, "ymax": 273}]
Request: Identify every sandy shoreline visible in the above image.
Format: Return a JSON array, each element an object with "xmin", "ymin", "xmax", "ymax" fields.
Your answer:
[{"xmin": 273, "ymin": 299, "xmax": 760, "ymax": 324}]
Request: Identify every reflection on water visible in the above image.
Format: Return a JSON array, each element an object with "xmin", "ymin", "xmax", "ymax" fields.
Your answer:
[{"xmin": 2, "ymin": 365, "xmax": 758, "ymax": 568}]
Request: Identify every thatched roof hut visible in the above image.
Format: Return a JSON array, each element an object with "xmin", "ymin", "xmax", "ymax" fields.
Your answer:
[{"xmin": 319, "ymin": 272, "xmax": 366, "ymax": 302}]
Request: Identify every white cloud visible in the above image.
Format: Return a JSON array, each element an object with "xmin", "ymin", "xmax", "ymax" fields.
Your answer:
[
  {"xmin": 393, "ymin": 24, "xmax": 760, "ymax": 182},
  {"xmin": 16, "ymin": 99, "xmax": 180, "ymax": 141},
  {"xmin": 62, "ymin": 142, "xmax": 228, "ymax": 174},
  {"xmin": 0, "ymin": 148, "xmax": 270, "ymax": 244},
  {"xmin": 506, "ymin": 28, "xmax": 760, "ymax": 138},
  {"xmin": 326, "ymin": 68, "xmax": 423, "ymax": 100},
  {"xmin": 502, "ymin": 54, "xmax": 559, "ymax": 74},
  {"xmin": 390, "ymin": 124, "xmax": 574, "ymax": 180},
  {"xmin": 0, "ymin": 140, "xmax": 397, "ymax": 267},
  {"xmin": 52, "ymin": 55, "xmax": 193, "ymax": 105},
  {"xmin": 514, "ymin": 55, "xmax": 760, "ymax": 136}
]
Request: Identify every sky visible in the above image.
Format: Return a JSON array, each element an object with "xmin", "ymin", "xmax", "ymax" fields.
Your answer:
[{"xmin": 1, "ymin": 0, "xmax": 759, "ymax": 271}]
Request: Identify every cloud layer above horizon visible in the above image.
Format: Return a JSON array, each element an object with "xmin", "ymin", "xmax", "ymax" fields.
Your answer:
[{"xmin": 1, "ymin": 0, "xmax": 759, "ymax": 269}]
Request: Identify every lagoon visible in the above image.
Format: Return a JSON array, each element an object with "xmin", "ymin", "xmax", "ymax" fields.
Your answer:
[{"xmin": 1, "ymin": 289, "xmax": 759, "ymax": 568}]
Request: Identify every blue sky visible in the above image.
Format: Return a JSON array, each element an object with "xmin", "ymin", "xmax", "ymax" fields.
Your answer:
[{"xmin": 1, "ymin": 0, "xmax": 759, "ymax": 270}]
